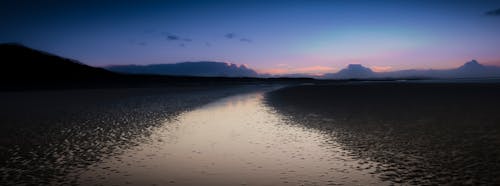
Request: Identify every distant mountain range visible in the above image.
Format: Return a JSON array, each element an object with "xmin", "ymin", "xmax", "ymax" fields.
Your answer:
[
  {"xmin": 0, "ymin": 44, "xmax": 290, "ymax": 90},
  {"xmin": 2, "ymin": 43, "xmax": 500, "ymax": 82},
  {"xmin": 323, "ymin": 64, "xmax": 375, "ymax": 79},
  {"xmin": 106, "ymin": 62, "xmax": 258, "ymax": 77},
  {"xmin": 322, "ymin": 60, "xmax": 500, "ymax": 79}
]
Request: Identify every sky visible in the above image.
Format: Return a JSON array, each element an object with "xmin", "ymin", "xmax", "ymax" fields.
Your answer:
[{"xmin": 1, "ymin": 0, "xmax": 500, "ymax": 75}]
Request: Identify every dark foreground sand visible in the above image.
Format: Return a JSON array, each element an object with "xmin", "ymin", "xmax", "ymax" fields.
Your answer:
[
  {"xmin": 266, "ymin": 82, "xmax": 500, "ymax": 185},
  {"xmin": 0, "ymin": 85, "xmax": 263, "ymax": 185}
]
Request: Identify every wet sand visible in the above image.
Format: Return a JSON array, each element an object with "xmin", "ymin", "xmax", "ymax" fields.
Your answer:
[
  {"xmin": 76, "ymin": 90, "xmax": 385, "ymax": 186},
  {"xmin": 1, "ymin": 85, "xmax": 390, "ymax": 185},
  {"xmin": 266, "ymin": 83, "xmax": 500, "ymax": 185},
  {"xmin": 0, "ymin": 85, "xmax": 262, "ymax": 185}
]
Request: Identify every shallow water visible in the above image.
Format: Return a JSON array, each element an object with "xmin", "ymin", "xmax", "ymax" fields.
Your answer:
[
  {"xmin": 0, "ymin": 86, "xmax": 260, "ymax": 185},
  {"xmin": 76, "ymin": 91, "xmax": 385, "ymax": 185}
]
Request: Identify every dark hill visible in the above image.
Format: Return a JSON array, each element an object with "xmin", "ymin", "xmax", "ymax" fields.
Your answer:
[
  {"xmin": 0, "ymin": 43, "xmax": 116, "ymax": 83},
  {"xmin": 0, "ymin": 44, "xmax": 313, "ymax": 90},
  {"xmin": 107, "ymin": 62, "xmax": 259, "ymax": 77}
]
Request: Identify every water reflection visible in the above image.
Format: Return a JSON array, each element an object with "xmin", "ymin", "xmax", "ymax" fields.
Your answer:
[
  {"xmin": 0, "ymin": 87, "xmax": 256, "ymax": 185},
  {"xmin": 77, "ymin": 92, "xmax": 385, "ymax": 185}
]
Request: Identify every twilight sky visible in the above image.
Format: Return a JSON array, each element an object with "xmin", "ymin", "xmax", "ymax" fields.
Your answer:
[{"xmin": 1, "ymin": 0, "xmax": 500, "ymax": 74}]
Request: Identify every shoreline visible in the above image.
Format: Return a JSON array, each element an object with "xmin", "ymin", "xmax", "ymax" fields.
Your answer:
[
  {"xmin": 0, "ymin": 84, "xmax": 273, "ymax": 185},
  {"xmin": 75, "ymin": 90, "xmax": 384, "ymax": 186},
  {"xmin": 265, "ymin": 82, "xmax": 500, "ymax": 185}
]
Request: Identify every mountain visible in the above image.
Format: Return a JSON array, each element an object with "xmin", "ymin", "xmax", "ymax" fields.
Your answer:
[
  {"xmin": 321, "ymin": 60, "xmax": 500, "ymax": 80},
  {"xmin": 454, "ymin": 60, "xmax": 500, "ymax": 77},
  {"xmin": 3, "ymin": 42, "xmax": 498, "ymax": 83},
  {"xmin": 323, "ymin": 64, "xmax": 376, "ymax": 79},
  {"xmin": 107, "ymin": 62, "xmax": 259, "ymax": 77},
  {"xmin": 381, "ymin": 60, "xmax": 500, "ymax": 79},
  {"xmin": 0, "ymin": 43, "xmax": 116, "ymax": 83},
  {"xmin": 457, "ymin": 60, "xmax": 484, "ymax": 73}
]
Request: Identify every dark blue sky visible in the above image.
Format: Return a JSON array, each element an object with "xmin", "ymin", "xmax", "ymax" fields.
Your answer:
[{"xmin": 1, "ymin": 0, "xmax": 500, "ymax": 74}]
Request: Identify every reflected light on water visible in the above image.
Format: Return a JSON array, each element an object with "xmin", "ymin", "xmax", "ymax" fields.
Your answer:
[{"xmin": 77, "ymin": 91, "xmax": 385, "ymax": 185}]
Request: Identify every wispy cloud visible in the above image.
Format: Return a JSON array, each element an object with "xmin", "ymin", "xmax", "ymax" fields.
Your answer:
[
  {"xmin": 167, "ymin": 35, "xmax": 180, "ymax": 41},
  {"xmin": 224, "ymin": 33, "xmax": 253, "ymax": 43},
  {"xmin": 485, "ymin": 8, "xmax": 500, "ymax": 16},
  {"xmin": 224, "ymin": 33, "xmax": 236, "ymax": 39},
  {"xmin": 161, "ymin": 32, "xmax": 192, "ymax": 42},
  {"xmin": 240, "ymin": 38, "xmax": 252, "ymax": 43}
]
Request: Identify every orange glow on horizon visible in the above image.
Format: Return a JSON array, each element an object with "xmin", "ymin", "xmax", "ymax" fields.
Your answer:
[
  {"xmin": 258, "ymin": 65, "xmax": 336, "ymax": 75},
  {"xmin": 370, "ymin": 66, "xmax": 393, "ymax": 72}
]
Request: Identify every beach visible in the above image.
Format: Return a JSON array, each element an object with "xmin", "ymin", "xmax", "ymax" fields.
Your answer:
[
  {"xmin": 2, "ymin": 82, "xmax": 500, "ymax": 185},
  {"xmin": 266, "ymin": 82, "xmax": 500, "ymax": 185},
  {"xmin": 0, "ymin": 85, "xmax": 263, "ymax": 185}
]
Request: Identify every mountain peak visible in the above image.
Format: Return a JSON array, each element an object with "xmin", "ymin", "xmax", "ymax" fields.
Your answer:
[
  {"xmin": 346, "ymin": 64, "xmax": 373, "ymax": 72},
  {"xmin": 458, "ymin": 60, "xmax": 485, "ymax": 72},
  {"xmin": 464, "ymin": 59, "xmax": 481, "ymax": 66},
  {"xmin": 324, "ymin": 64, "xmax": 375, "ymax": 79}
]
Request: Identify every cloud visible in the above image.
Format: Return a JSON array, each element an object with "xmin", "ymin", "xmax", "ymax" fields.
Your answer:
[
  {"xmin": 485, "ymin": 8, "xmax": 500, "ymax": 16},
  {"xmin": 160, "ymin": 32, "xmax": 193, "ymax": 43},
  {"xmin": 370, "ymin": 66, "xmax": 393, "ymax": 72},
  {"xmin": 225, "ymin": 33, "xmax": 253, "ymax": 43},
  {"xmin": 167, "ymin": 35, "xmax": 180, "ymax": 41},
  {"xmin": 161, "ymin": 32, "xmax": 181, "ymax": 41},
  {"xmin": 240, "ymin": 38, "xmax": 252, "ymax": 43},
  {"xmin": 224, "ymin": 33, "xmax": 236, "ymax": 39},
  {"xmin": 240, "ymin": 64, "xmax": 250, "ymax": 68}
]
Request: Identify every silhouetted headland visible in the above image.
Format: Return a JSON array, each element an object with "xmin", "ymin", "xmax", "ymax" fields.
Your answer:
[
  {"xmin": 0, "ymin": 43, "xmax": 116, "ymax": 87},
  {"xmin": 0, "ymin": 43, "xmax": 314, "ymax": 91},
  {"xmin": 106, "ymin": 61, "xmax": 258, "ymax": 77}
]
